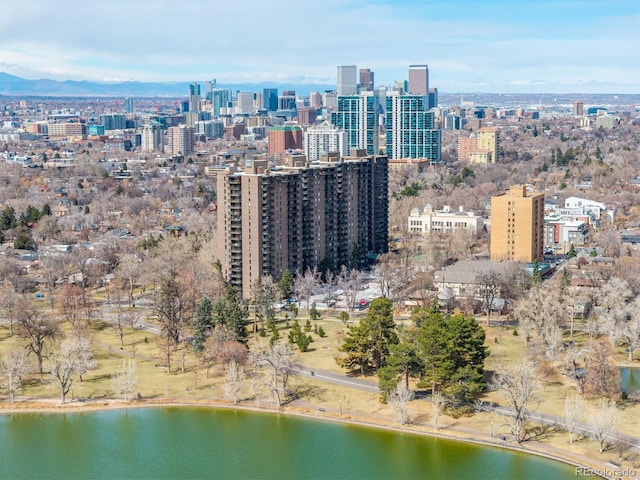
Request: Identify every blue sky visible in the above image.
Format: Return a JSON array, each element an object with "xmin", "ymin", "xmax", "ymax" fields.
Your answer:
[{"xmin": 0, "ymin": 0, "xmax": 638, "ymax": 93}]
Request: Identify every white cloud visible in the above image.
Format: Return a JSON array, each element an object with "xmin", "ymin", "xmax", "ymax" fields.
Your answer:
[{"xmin": 0, "ymin": 0, "xmax": 637, "ymax": 92}]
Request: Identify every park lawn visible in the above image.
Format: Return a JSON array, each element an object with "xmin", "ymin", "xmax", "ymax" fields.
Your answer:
[{"xmin": 481, "ymin": 324, "xmax": 640, "ymax": 439}]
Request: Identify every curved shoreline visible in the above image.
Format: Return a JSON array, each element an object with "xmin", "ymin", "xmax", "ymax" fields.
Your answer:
[{"xmin": 0, "ymin": 398, "xmax": 614, "ymax": 479}]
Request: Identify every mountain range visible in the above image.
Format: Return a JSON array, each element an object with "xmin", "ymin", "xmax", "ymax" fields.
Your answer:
[{"xmin": 0, "ymin": 73, "xmax": 335, "ymax": 97}]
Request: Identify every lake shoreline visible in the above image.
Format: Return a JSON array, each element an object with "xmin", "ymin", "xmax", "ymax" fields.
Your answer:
[{"xmin": 0, "ymin": 397, "xmax": 614, "ymax": 479}]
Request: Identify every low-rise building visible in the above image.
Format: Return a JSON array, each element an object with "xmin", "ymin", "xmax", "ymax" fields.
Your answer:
[{"xmin": 408, "ymin": 205, "xmax": 484, "ymax": 235}]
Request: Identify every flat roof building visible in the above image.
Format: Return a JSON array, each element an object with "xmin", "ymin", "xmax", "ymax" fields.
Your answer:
[
  {"xmin": 216, "ymin": 152, "xmax": 388, "ymax": 298},
  {"xmin": 490, "ymin": 185, "xmax": 544, "ymax": 262}
]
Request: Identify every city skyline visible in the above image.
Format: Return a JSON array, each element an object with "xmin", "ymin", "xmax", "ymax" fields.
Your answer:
[{"xmin": 0, "ymin": 0, "xmax": 638, "ymax": 93}]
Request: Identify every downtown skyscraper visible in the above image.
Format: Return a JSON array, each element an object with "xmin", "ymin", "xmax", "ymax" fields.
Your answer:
[{"xmin": 337, "ymin": 65, "xmax": 358, "ymax": 95}]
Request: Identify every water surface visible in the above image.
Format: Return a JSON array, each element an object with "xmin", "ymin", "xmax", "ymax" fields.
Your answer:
[{"xmin": 0, "ymin": 407, "xmax": 577, "ymax": 480}]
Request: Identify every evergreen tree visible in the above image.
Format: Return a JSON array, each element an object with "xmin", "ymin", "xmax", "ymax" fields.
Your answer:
[
  {"xmin": 338, "ymin": 297, "xmax": 398, "ymax": 373},
  {"xmin": 211, "ymin": 287, "xmax": 248, "ymax": 344},
  {"xmin": 377, "ymin": 365, "xmax": 399, "ymax": 403},
  {"xmin": 0, "ymin": 206, "xmax": 17, "ymax": 231},
  {"xmin": 278, "ymin": 269, "xmax": 294, "ymax": 299},
  {"xmin": 288, "ymin": 320, "xmax": 302, "ymax": 345},
  {"xmin": 387, "ymin": 341, "xmax": 423, "ymax": 389},
  {"xmin": 416, "ymin": 309, "xmax": 488, "ymax": 403},
  {"xmin": 192, "ymin": 297, "xmax": 213, "ymax": 352}
]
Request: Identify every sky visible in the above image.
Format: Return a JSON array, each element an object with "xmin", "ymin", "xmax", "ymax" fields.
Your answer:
[{"xmin": 0, "ymin": 0, "xmax": 639, "ymax": 93}]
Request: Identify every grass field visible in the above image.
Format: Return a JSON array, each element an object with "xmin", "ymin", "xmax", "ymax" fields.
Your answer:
[{"xmin": 1, "ymin": 304, "xmax": 639, "ymax": 469}]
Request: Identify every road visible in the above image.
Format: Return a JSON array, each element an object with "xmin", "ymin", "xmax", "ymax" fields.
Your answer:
[{"xmin": 293, "ymin": 365, "xmax": 379, "ymax": 393}]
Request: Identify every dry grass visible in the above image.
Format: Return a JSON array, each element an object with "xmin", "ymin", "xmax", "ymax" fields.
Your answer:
[{"xmin": 1, "ymin": 304, "xmax": 639, "ymax": 468}]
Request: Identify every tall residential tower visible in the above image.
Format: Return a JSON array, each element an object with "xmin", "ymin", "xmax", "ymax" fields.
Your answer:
[{"xmin": 216, "ymin": 152, "xmax": 388, "ymax": 298}]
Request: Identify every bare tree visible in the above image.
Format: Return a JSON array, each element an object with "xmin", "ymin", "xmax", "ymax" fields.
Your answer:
[
  {"xmin": 58, "ymin": 284, "xmax": 84, "ymax": 331},
  {"xmin": 564, "ymin": 394, "xmax": 584, "ymax": 444},
  {"xmin": 337, "ymin": 266, "xmax": 364, "ymax": 318},
  {"xmin": 318, "ymin": 270, "xmax": 336, "ymax": 306},
  {"xmin": 475, "ymin": 271, "xmax": 502, "ymax": 326},
  {"xmin": 201, "ymin": 327, "xmax": 238, "ymax": 377},
  {"xmin": 0, "ymin": 349, "xmax": 32, "ymax": 403},
  {"xmin": 512, "ymin": 284, "xmax": 564, "ymax": 347},
  {"xmin": 0, "ymin": 288, "xmax": 19, "ymax": 336},
  {"xmin": 563, "ymin": 347, "xmax": 587, "ymax": 395},
  {"xmin": 584, "ymin": 339, "xmax": 619, "ymax": 398},
  {"xmin": 606, "ymin": 296, "xmax": 640, "ymax": 362},
  {"xmin": 155, "ymin": 271, "xmax": 198, "ymax": 347},
  {"xmin": 588, "ymin": 398, "xmax": 618, "ymax": 453},
  {"xmin": 222, "ymin": 359, "xmax": 245, "ymax": 404},
  {"xmin": 48, "ymin": 334, "xmax": 97, "ymax": 404},
  {"xmin": 16, "ymin": 304, "xmax": 60, "ymax": 375},
  {"xmin": 113, "ymin": 359, "xmax": 137, "ymax": 402},
  {"xmin": 491, "ymin": 359, "xmax": 540, "ymax": 443},
  {"xmin": 250, "ymin": 342, "xmax": 299, "ymax": 409},
  {"xmin": 432, "ymin": 390, "xmax": 445, "ymax": 430},
  {"xmin": 376, "ymin": 252, "xmax": 411, "ymax": 306},
  {"xmin": 294, "ymin": 267, "xmax": 318, "ymax": 313},
  {"xmin": 595, "ymin": 277, "xmax": 632, "ymax": 315},
  {"xmin": 389, "ymin": 383, "xmax": 414, "ymax": 426},
  {"xmin": 115, "ymin": 253, "xmax": 142, "ymax": 307},
  {"xmin": 35, "ymin": 253, "xmax": 65, "ymax": 309}
]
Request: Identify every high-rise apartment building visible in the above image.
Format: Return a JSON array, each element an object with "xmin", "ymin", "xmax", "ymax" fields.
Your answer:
[
  {"xmin": 166, "ymin": 125, "xmax": 194, "ymax": 156},
  {"xmin": 205, "ymin": 79, "xmax": 217, "ymax": 100},
  {"xmin": 125, "ymin": 98, "xmax": 134, "ymax": 114},
  {"xmin": 141, "ymin": 122, "xmax": 163, "ymax": 153},
  {"xmin": 268, "ymin": 125, "xmax": 303, "ymax": 157},
  {"xmin": 490, "ymin": 185, "xmax": 544, "ymax": 262},
  {"xmin": 304, "ymin": 122, "xmax": 348, "ymax": 161},
  {"xmin": 216, "ymin": 152, "xmax": 388, "ymax": 298},
  {"xmin": 385, "ymin": 92, "xmax": 441, "ymax": 162},
  {"xmin": 331, "ymin": 92, "xmax": 380, "ymax": 155},
  {"xmin": 337, "ymin": 65, "xmax": 358, "ymax": 95},
  {"xmin": 359, "ymin": 68, "xmax": 374, "ymax": 92},
  {"xmin": 189, "ymin": 83, "xmax": 201, "ymax": 113},
  {"xmin": 212, "ymin": 89, "xmax": 231, "ymax": 117},
  {"xmin": 573, "ymin": 101, "xmax": 584, "ymax": 117},
  {"xmin": 408, "ymin": 65, "xmax": 429, "ymax": 97},
  {"xmin": 309, "ymin": 92, "xmax": 323, "ymax": 108}
]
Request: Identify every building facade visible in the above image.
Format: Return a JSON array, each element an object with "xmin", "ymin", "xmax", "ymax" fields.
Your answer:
[
  {"xmin": 216, "ymin": 152, "xmax": 388, "ymax": 298},
  {"xmin": 490, "ymin": 185, "xmax": 544, "ymax": 262},
  {"xmin": 141, "ymin": 122, "xmax": 163, "ymax": 152},
  {"xmin": 166, "ymin": 125, "xmax": 194, "ymax": 156},
  {"xmin": 189, "ymin": 83, "xmax": 201, "ymax": 113},
  {"xmin": 331, "ymin": 92, "xmax": 379, "ymax": 155},
  {"xmin": 385, "ymin": 92, "xmax": 441, "ymax": 162},
  {"xmin": 359, "ymin": 68, "xmax": 374, "ymax": 92},
  {"xmin": 458, "ymin": 127, "xmax": 500, "ymax": 164},
  {"xmin": 408, "ymin": 65, "xmax": 429, "ymax": 97},
  {"xmin": 409, "ymin": 205, "xmax": 484, "ymax": 235},
  {"xmin": 268, "ymin": 125, "xmax": 303, "ymax": 157},
  {"xmin": 304, "ymin": 122, "xmax": 348, "ymax": 162},
  {"xmin": 337, "ymin": 65, "xmax": 358, "ymax": 95}
]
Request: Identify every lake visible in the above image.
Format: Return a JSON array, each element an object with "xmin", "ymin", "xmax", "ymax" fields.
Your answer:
[
  {"xmin": 620, "ymin": 367, "xmax": 640, "ymax": 393},
  {"xmin": 0, "ymin": 407, "xmax": 577, "ymax": 480}
]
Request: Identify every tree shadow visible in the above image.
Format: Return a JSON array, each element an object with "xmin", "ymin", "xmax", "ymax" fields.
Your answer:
[{"xmin": 526, "ymin": 423, "xmax": 560, "ymax": 442}]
